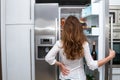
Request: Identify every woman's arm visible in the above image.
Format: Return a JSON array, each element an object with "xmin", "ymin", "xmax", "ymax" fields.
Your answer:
[
  {"xmin": 83, "ymin": 42, "xmax": 115, "ymax": 70},
  {"xmin": 45, "ymin": 41, "xmax": 60, "ymax": 65},
  {"xmin": 45, "ymin": 41, "xmax": 69, "ymax": 75},
  {"xmin": 98, "ymin": 49, "xmax": 115, "ymax": 67},
  {"xmin": 83, "ymin": 42, "xmax": 98, "ymax": 70}
]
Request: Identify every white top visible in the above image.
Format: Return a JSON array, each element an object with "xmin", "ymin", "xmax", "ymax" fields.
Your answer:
[{"xmin": 45, "ymin": 40, "xmax": 98, "ymax": 80}]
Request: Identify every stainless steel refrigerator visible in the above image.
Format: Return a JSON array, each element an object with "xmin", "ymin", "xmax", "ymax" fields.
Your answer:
[{"xmin": 34, "ymin": 3, "xmax": 59, "ymax": 80}]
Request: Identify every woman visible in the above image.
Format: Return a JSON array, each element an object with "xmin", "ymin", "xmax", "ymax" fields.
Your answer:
[{"xmin": 45, "ymin": 16, "xmax": 115, "ymax": 80}]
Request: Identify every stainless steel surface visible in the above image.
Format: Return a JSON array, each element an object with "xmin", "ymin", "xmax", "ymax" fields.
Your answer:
[
  {"xmin": 109, "ymin": 6, "xmax": 120, "ymax": 67},
  {"xmin": 110, "ymin": 65, "xmax": 120, "ymax": 68},
  {"xmin": 113, "ymin": 30, "xmax": 120, "ymax": 39},
  {"xmin": 110, "ymin": 15, "xmax": 113, "ymax": 49},
  {"xmin": 34, "ymin": 3, "xmax": 59, "ymax": 80},
  {"xmin": 109, "ymin": 5, "xmax": 120, "ymax": 26},
  {"xmin": 35, "ymin": 61, "xmax": 58, "ymax": 80},
  {"xmin": 105, "ymin": 0, "xmax": 110, "ymax": 80},
  {"xmin": 35, "ymin": 4, "xmax": 58, "ymax": 36},
  {"xmin": 117, "ymin": 10, "xmax": 120, "ymax": 24},
  {"xmin": 109, "ymin": 5, "xmax": 120, "ymax": 10},
  {"xmin": 36, "ymin": 36, "xmax": 55, "ymax": 46},
  {"xmin": 109, "ymin": 9, "xmax": 118, "ymax": 25}
]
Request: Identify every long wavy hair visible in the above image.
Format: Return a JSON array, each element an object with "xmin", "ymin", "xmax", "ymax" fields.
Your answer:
[{"xmin": 61, "ymin": 16, "xmax": 87, "ymax": 60}]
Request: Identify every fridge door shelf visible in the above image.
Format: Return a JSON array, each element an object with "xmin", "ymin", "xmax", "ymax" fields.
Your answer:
[
  {"xmin": 84, "ymin": 27, "xmax": 100, "ymax": 36},
  {"xmin": 82, "ymin": 1, "xmax": 99, "ymax": 18}
]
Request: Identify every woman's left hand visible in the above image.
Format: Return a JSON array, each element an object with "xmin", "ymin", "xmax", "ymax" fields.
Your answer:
[{"xmin": 59, "ymin": 63, "xmax": 70, "ymax": 76}]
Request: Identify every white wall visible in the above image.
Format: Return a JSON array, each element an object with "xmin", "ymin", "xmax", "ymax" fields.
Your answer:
[{"xmin": 109, "ymin": 0, "xmax": 120, "ymax": 5}]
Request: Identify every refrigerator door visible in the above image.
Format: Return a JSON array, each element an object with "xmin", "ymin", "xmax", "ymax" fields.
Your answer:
[
  {"xmin": 105, "ymin": 15, "xmax": 113, "ymax": 80},
  {"xmin": 34, "ymin": 3, "xmax": 59, "ymax": 80},
  {"xmin": 104, "ymin": 2, "xmax": 113, "ymax": 79},
  {"xmin": 35, "ymin": 4, "xmax": 58, "ymax": 37}
]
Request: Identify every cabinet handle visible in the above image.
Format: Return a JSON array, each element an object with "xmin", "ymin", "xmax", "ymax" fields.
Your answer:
[
  {"xmin": 30, "ymin": 29, "xmax": 32, "ymax": 80},
  {"xmin": 30, "ymin": 0, "xmax": 31, "ymax": 20}
]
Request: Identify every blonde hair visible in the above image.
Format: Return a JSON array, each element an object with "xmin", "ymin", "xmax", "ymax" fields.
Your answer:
[{"xmin": 61, "ymin": 16, "xmax": 87, "ymax": 60}]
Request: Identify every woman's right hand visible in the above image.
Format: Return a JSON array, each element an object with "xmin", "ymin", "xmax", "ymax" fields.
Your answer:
[
  {"xmin": 109, "ymin": 49, "xmax": 116, "ymax": 59},
  {"xmin": 98, "ymin": 49, "xmax": 116, "ymax": 67}
]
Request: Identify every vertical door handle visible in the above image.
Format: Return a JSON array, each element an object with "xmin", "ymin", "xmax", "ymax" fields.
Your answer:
[
  {"xmin": 30, "ymin": 0, "xmax": 31, "ymax": 20},
  {"xmin": 109, "ymin": 15, "xmax": 113, "ymax": 80},
  {"xmin": 30, "ymin": 28, "xmax": 32, "ymax": 80},
  {"xmin": 55, "ymin": 18, "xmax": 58, "ymax": 41}
]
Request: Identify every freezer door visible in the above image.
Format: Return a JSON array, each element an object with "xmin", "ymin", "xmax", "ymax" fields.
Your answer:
[
  {"xmin": 34, "ymin": 3, "xmax": 58, "ymax": 37},
  {"xmin": 34, "ymin": 3, "xmax": 59, "ymax": 80}
]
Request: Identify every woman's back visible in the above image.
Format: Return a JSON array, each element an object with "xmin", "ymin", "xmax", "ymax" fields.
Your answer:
[{"xmin": 46, "ymin": 40, "xmax": 98, "ymax": 80}]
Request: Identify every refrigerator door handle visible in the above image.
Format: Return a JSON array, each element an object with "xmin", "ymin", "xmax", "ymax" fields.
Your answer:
[
  {"xmin": 55, "ymin": 18, "xmax": 58, "ymax": 41},
  {"xmin": 109, "ymin": 15, "xmax": 114, "ymax": 80},
  {"xmin": 110, "ymin": 15, "xmax": 113, "ymax": 49}
]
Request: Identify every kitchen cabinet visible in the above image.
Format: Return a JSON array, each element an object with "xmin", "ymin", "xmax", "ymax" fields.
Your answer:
[
  {"xmin": 6, "ymin": 0, "xmax": 34, "ymax": 24},
  {"xmin": 6, "ymin": 25, "xmax": 34, "ymax": 80}
]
